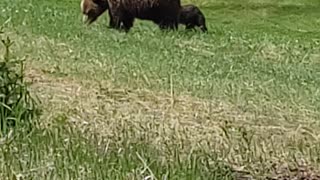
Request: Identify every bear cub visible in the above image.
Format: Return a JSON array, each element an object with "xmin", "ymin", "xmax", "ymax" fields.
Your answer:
[{"xmin": 179, "ymin": 4, "xmax": 207, "ymax": 32}]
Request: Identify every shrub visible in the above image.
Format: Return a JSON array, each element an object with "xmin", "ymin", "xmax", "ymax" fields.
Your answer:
[{"xmin": 0, "ymin": 28, "xmax": 41, "ymax": 136}]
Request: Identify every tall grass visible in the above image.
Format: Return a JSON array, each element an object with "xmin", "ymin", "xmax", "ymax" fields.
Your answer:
[
  {"xmin": 0, "ymin": 114, "xmax": 234, "ymax": 179},
  {"xmin": 0, "ymin": 29, "xmax": 235, "ymax": 179},
  {"xmin": 1, "ymin": 0, "xmax": 320, "ymax": 178},
  {"xmin": 0, "ymin": 28, "xmax": 41, "ymax": 135}
]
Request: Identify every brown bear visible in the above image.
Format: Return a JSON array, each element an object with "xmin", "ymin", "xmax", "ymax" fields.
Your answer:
[
  {"xmin": 80, "ymin": 0, "xmax": 181, "ymax": 32},
  {"xmin": 80, "ymin": 0, "xmax": 110, "ymax": 25},
  {"xmin": 179, "ymin": 4, "xmax": 207, "ymax": 32}
]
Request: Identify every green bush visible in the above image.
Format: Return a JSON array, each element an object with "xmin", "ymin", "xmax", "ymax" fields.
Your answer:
[{"xmin": 0, "ymin": 28, "xmax": 41, "ymax": 136}]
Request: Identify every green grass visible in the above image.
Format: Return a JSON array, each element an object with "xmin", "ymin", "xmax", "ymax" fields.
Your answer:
[
  {"xmin": 0, "ymin": 115, "xmax": 233, "ymax": 179},
  {"xmin": 0, "ymin": 34, "xmax": 41, "ymax": 136},
  {"xmin": 1, "ymin": 0, "xmax": 320, "ymax": 178}
]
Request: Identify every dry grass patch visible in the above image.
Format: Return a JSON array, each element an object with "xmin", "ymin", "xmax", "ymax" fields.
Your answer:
[
  {"xmin": 24, "ymin": 66, "xmax": 320, "ymax": 178},
  {"xmin": 2, "ymin": 29, "xmax": 320, "ymax": 178}
]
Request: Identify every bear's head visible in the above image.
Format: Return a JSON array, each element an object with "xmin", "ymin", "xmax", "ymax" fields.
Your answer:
[{"xmin": 80, "ymin": 0, "xmax": 109, "ymax": 24}]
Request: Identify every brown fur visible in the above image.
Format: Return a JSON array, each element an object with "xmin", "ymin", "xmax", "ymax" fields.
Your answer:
[
  {"xmin": 80, "ymin": 0, "xmax": 109, "ymax": 25},
  {"xmin": 179, "ymin": 4, "xmax": 207, "ymax": 32},
  {"xmin": 80, "ymin": 0, "xmax": 181, "ymax": 31}
]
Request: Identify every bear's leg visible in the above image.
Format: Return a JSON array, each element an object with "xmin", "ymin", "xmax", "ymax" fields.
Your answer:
[
  {"xmin": 108, "ymin": 10, "xmax": 117, "ymax": 28},
  {"xmin": 108, "ymin": 11, "xmax": 126, "ymax": 30},
  {"xmin": 166, "ymin": 18, "xmax": 179, "ymax": 30},
  {"xmin": 109, "ymin": 18, "xmax": 128, "ymax": 31},
  {"xmin": 165, "ymin": 18, "xmax": 178, "ymax": 29},
  {"xmin": 197, "ymin": 16, "xmax": 207, "ymax": 32},
  {"xmin": 156, "ymin": 13, "xmax": 179, "ymax": 30},
  {"xmin": 108, "ymin": 9, "xmax": 134, "ymax": 32},
  {"xmin": 108, "ymin": 8, "xmax": 124, "ymax": 30},
  {"xmin": 170, "ymin": 9, "xmax": 179, "ymax": 30},
  {"xmin": 200, "ymin": 25, "xmax": 207, "ymax": 32},
  {"xmin": 171, "ymin": 21, "xmax": 179, "ymax": 29},
  {"xmin": 158, "ymin": 21, "xmax": 166, "ymax": 30},
  {"xmin": 158, "ymin": 20, "xmax": 178, "ymax": 30},
  {"xmin": 186, "ymin": 24, "xmax": 195, "ymax": 30},
  {"xmin": 112, "ymin": 17, "xmax": 122, "ymax": 29},
  {"xmin": 122, "ymin": 16, "xmax": 134, "ymax": 32}
]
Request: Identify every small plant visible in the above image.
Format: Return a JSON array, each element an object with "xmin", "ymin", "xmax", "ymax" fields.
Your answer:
[{"xmin": 0, "ymin": 27, "xmax": 41, "ymax": 136}]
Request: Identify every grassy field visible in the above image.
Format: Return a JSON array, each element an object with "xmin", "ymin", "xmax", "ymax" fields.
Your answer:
[{"xmin": 1, "ymin": 0, "xmax": 320, "ymax": 179}]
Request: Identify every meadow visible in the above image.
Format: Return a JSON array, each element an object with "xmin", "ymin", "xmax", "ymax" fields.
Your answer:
[{"xmin": 1, "ymin": 0, "xmax": 320, "ymax": 179}]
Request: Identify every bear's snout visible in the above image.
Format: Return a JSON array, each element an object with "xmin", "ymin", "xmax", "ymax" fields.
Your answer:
[{"xmin": 80, "ymin": 0, "xmax": 108, "ymax": 25}]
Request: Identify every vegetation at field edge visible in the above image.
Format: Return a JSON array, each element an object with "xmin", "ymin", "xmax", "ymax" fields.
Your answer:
[{"xmin": 0, "ymin": 0, "xmax": 320, "ymax": 179}]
